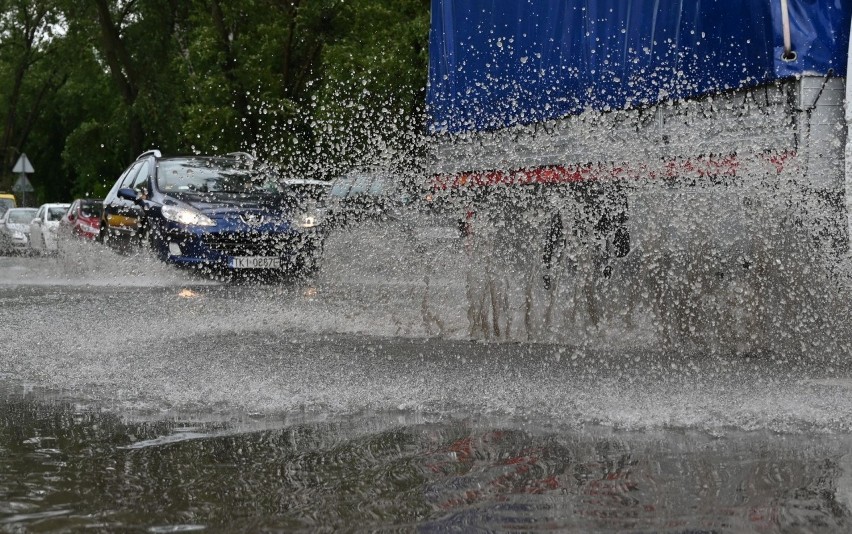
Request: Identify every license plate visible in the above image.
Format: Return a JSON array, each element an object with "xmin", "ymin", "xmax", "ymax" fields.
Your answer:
[{"xmin": 229, "ymin": 256, "xmax": 281, "ymax": 269}]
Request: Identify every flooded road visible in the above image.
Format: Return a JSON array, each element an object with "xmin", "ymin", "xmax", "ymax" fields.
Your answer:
[
  {"xmin": 3, "ymin": 388, "xmax": 852, "ymax": 532},
  {"xmin": 2, "ymin": 231, "xmax": 852, "ymax": 532}
]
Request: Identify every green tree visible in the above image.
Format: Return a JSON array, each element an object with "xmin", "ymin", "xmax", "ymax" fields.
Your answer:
[
  {"xmin": 0, "ymin": 0, "xmax": 67, "ymax": 200},
  {"xmin": 1, "ymin": 0, "xmax": 433, "ymax": 202},
  {"xmin": 177, "ymin": 0, "xmax": 341, "ymax": 163},
  {"xmin": 55, "ymin": 0, "xmax": 186, "ymax": 197},
  {"xmin": 310, "ymin": 0, "xmax": 430, "ymax": 180}
]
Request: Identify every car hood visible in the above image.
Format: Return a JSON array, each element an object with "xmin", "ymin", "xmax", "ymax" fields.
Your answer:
[
  {"xmin": 5, "ymin": 223, "xmax": 29, "ymax": 233},
  {"xmin": 168, "ymin": 193, "xmax": 296, "ymax": 217}
]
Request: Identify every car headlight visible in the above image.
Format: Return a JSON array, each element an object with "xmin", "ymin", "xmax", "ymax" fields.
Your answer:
[
  {"xmin": 161, "ymin": 205, "xmax": 215, "ymax": 227},
  {"xmin": 296, "ymin": 212, "xmax": 321, "ymax": 229},
  {"xmin": 11, "ymin": 230, "xmax": 25, "ymax": 239}
]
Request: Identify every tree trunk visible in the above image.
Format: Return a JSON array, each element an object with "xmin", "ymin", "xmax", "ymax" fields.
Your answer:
[{"xmin": 93, "ymin": 0, "xmax": 143, "ymax": 157}]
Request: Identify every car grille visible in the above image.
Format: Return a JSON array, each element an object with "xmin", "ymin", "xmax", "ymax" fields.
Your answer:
[{"xmin": 204, "ymin": 232, "xmax": 299, "ymax": 257}]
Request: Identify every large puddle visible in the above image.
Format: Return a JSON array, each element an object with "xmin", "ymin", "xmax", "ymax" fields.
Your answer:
[
  {"xmin": 2, "ymin": 383, "xmax": 852, "ymax": 532},
  {"xmin": 2, "ymin": 214, "xmax": 852, "ymax": 530}
]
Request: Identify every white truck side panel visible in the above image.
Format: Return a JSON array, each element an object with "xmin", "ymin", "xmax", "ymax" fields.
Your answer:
[{"xmin": 431, "ymin": 77, "xmax": 848, "ymax": 258}]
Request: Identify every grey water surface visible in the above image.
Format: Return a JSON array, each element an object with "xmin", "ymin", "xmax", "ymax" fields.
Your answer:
[{"xmin": 2, "ymin": 226, "xmax": 852, "ymax": 532}]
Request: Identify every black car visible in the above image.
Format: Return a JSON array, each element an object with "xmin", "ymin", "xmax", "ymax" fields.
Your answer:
[
  {"xmin": 100, "ymin": 150, "xmax": 327, "ymax": 275},
  {"xmin": 328, "ymin": 170, "xmax": 401, "ymax": 227},
  {"xmin": 328, "ymin": 170, "xmax": 466, "ymax": 249}
]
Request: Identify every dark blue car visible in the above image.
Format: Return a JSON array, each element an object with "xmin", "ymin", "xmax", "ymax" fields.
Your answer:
[{"xmin": 100, "ymin": 151, "xmax": 327, "ymax": 275}]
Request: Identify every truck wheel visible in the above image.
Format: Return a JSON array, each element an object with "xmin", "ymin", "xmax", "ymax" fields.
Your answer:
[{"xmin": 613, "ymin": 226, "xmax": 631, "ymax": 258}]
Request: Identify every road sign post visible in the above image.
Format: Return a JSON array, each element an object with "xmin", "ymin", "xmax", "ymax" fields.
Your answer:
[{"xmin": 11, "ymin": 153, "xmax": 34, "ymax": 206}]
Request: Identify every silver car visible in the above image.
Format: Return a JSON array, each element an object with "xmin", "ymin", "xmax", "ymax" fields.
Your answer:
[{"xmin": 0, "ymin": 208, "xmax": 38, "ymax": 254}]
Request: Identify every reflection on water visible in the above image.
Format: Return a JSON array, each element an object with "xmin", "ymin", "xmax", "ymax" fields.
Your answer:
[{"xmin": 1, "ymin": 389, "xmax": 850, "ymax": 532}]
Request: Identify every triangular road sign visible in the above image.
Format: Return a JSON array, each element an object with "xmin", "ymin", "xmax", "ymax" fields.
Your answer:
[
  {"xmin": 12, "ymin": 153, "xmax": 34, "ymax": 174},
  {"xmin": 12, "ymin": 174, "xmax": 34, "ymax": 193}
]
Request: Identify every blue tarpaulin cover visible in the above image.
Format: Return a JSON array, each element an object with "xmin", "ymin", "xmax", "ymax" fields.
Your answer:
[{"xmin": 428, "ymin": 0, "xmax": 852, "ymax": 133}]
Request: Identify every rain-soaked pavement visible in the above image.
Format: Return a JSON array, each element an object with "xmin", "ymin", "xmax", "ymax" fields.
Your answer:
[{"xmin": 3, "ymin": 224, "xmax": 852, "ymax": 532}]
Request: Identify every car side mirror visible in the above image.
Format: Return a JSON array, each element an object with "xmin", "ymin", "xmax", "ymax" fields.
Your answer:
[{"xmin": 117, "ymin": 187, "xmax": 140, "ymax": 203}]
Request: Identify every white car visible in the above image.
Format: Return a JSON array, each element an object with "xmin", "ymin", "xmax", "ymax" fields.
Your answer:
[{"xmin": 29, "ymin": 203, "xmax": 71, "ymax": 253}]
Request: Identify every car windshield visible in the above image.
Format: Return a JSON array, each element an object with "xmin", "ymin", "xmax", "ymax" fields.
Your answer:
[
  {"xmin": 80, "ymin": 202, "xmax": 102, "ymax": 218},
  {"xmin": 285, "ymin": 183, "xmax": 330, "ymax": 203},
  {"xmin": 331, "ymin": 173, "xmax": 394, "ymax": 199},
  {"xmin": 47, "ymin": 207, "xmax": 67, "ymax": 221},
  {"xmin": 7, "ymin": 209, "xmax": 37, "ymax": 224},
  {"xmin": 156, "ymin": 158, "xmax": 281, "ymax": 195}
]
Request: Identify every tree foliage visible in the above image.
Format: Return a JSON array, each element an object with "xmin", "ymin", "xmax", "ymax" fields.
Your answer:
[{"xmin": 0, "ymin": 0, "xmax": 430, "ymax": 204}]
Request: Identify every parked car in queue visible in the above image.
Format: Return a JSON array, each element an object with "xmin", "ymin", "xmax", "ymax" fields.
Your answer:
[
  {"xmin": 0, "ymin": 207, "xmax": 37, "ymax": 254},
  {"xmin": 29, "ymin": 203, "xmax": 71, "ymax": 253},
  {"xmin": 59, "ymin": 199, "xmax": 103, "ymax": 241}
]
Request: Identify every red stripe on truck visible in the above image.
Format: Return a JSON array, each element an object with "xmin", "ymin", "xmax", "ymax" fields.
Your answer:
[{"xmin": 431, "ymin": 150, "xmax": 796, "ymax": 190}]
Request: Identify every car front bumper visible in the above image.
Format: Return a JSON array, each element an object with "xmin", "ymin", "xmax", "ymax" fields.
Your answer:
[
  {"xmin": 152, "ymin": 222, "xmax": 325, "ymax": 272},
  {"xmin": 2, "ymin": 234, "xmax": 28, "ymax": 249}
]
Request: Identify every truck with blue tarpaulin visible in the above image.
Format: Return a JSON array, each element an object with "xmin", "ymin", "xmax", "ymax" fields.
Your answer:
[{"xmin": 425, "ymin": 0, "xmax": 852, "ymax": 341}]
